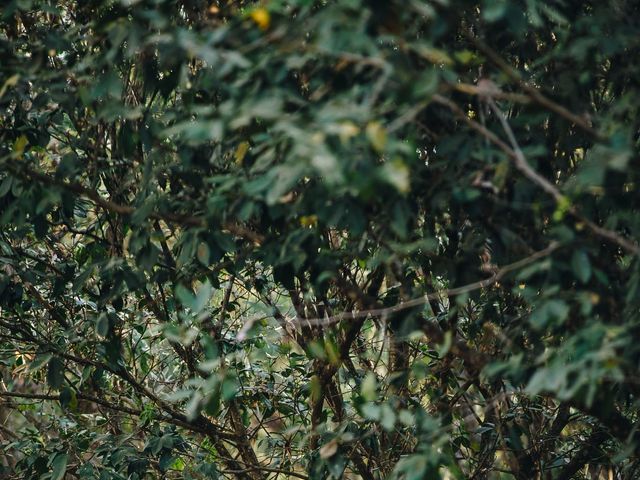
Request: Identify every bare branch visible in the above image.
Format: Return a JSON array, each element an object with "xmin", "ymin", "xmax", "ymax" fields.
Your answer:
[
  {"xmin": 466, "ymin": 35, "xmax": 602, "ymax": 140},
  {"xmin": 260, "ymin": 242, "xmax": 561, "ymax": 329},
  {"xmin": 432, "ymin": 94, "xmax": 640, "ymax": 256}
]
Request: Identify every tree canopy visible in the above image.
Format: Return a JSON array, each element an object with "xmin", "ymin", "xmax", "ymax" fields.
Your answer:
[{"xmin": 1, "ymin": 0, "xmax": 640, "ymax": 478}]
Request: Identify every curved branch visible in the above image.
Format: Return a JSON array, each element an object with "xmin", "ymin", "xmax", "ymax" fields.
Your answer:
[
  {"xmin": 4, "ymin": 163, "xmax": 264, "ymax": 245},
  {"xmin": 277, "ymin": 241, "xmax": 560, "ymax": 328},
  {"xmin": 431, "ymin": 94, "xmax": 640, "ymax": 256}
]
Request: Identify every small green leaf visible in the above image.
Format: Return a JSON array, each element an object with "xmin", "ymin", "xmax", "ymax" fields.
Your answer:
[
  {"xmin": 29, "ymin": 353, "xmax": 53, "ymax": 372},
  {"xmin": 47, "ymin": 357, "xmax": 65, "ymax": 390},
  {"xmin": 414, "ymin": 44, "xmax": 454, "ymax": 66},
  {"xmin": 398, "ymin": 410, "xmax": 415, "ymax": 426},
  {"xmin": 192, "ymin": 281, "xmax": 213, "ymax": 314},
  {"xmin": 571, "ymin": 250, "xmax": 591, "ymax": 284},
  {"xmin": 0, "ymin": 73, "xmax": 19, "ymax": 99},
  {"xmin": 197, "ymin": 241, "xmax": 210, "ymax": 266},
  {"xmin": 436, "ymin": 330, "xmax": 453, "ymax": 357},
  {"xmin": 59, "ymin": 386, "xmax": 78, "ymax": 410},
  {"xmin": 361, "ymin": 402, "xmax": 380, "ymax": 421},
  {"xmin": 0, "ymin": 177, "xmax": 12, "ymax": 197},
  {"xmin": 380, "ymin": 404, "xmax": 396, "ymax": 431},
  {"xmin": 482, "ymin": 0, "xmax": 507, "ymax": 22},
  {"xmin": 366, "ymin": 121, "xmax": 387, "ymax": 152},
  {"xmin": 159, "ymin": 452, "xmax": 176, "ymax": 472},
  {"xmin": 175, "ymin": 284, "xmax": 194, "ymax": 309},
  {"xmin": 381, "ymin": 159, "xmax": 410, "ymax": 193},
  {"xmin": 221, "ymin": 376, "xmax": 239, "ymax": 401},
  {"xmin": 50, "ymin": 453, "xmax": 68, "ymax": 480},
  {"xmin": 186, "ymin": 391, "xmax": 203, "ymax": 421},
  {"xmin": 13, "ymin": 135, "xmax": 29, "ymax": 158},
  {"xmin": 361, "ymin": 372, "xmax": 377, "ymax": 402},
  {"xmin": 530, "ymin": 300, "xmax": 570, "ymax": 330},
  {"xmin": 95, "ymin": 313, "xmax": 110, "ymax": 338},
  {"xmin": 552, "ymin": 196, "xmax": 572, "ymax": 222},
  {"xmin": 454, "ymin": 50, "xmax": 476, "ymax": 64}
]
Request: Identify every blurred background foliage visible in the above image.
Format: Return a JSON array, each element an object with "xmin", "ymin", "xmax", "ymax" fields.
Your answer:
[{"xmin": 0, "ymin": 0, "xmax": 640, "ymax": 478}]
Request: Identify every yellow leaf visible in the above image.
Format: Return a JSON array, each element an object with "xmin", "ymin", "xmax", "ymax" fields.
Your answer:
[
  {"xmin": 382, "ymin": 158, "xmax": 410, "ymax": 193},
  {"xmin": 324, "ymin": 338, "xmax": 340, "ymax": 367},
  {"xmin": 415, "ymin": 45, "xmax": 454, "ymax": 66},
  {"xmin": 299, "ymin": 215, "xmax": 318, "ymax": 228},
  {"xmin": 366, "ymin": 121, "xmax": 386, "ymax": 152},
  {"xmin": 234, "ymin": 141, "xmax": 250, "ymax": 164},
  {"xmin": 311, "ymin": 132, "xmax": 325, "ymax": 145},
  {"xmin": 552, "ymin": 195, "xmax": 571, "ymax": 222},
  {"xmin": 361, "ymin": 372, "xmax": 377, "ymax": 402},
  {"xmin": 0, "ymin": 74, "xmax": 19, "ymax": 99},
  {"xmin": 319, "ymin": 439, "xmax": 338, "ymax": 459},
  {"xmin": 13, "ymin": 135, "xmax": 29, "ymax": 158},
  {"xmin": 309, "ymin": 375, "xmax": 322, "ymax": 403},
  {"xmin": 493, "ymin": 159, "xmax": 510, "ymax": 190},
  {"xmin": 336, "ymin": 121, "xmax": 360, "ymax": 143},
  {"xmin": 250, "ymin": 8, "xmax": 270, "ymax": 30},
  {"xmin": 454, "ymin": 49, "xmax": 476, "ymax": 64}
]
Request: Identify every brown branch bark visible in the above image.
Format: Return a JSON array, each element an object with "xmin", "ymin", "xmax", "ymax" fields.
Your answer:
[
  {"xmin": 6, "ymin": 164, "xmax": 264, "ymax": 245},
  {"xmin": 284, "ymin": 242, "xmax": 560, "ymax": 328},
  {"xmin": 431, "ymin": 94, "xmax": 640, "ymax": 256},
  {"xmin": 466, "ymin": 35, "xmax": 602, "ymax": 140}
]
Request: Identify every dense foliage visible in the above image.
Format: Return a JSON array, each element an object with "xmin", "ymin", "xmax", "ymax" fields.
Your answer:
[{"xmin": 1, "ymin": 0, "xmax": 640, "ymax": 478}]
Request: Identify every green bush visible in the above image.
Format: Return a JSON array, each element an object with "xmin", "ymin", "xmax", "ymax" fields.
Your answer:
[{"xmin": 1, "ymin": 1, "xmax": 639, "ymax": 478}]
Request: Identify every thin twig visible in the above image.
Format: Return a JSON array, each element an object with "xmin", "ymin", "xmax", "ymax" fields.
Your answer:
[
  {"xmin": 467, "ymin": 35, "xmax": 602, "ymax": 140},
  {"xmin": 273, "ymin": 242, "xmax": 560, "ymax": 328},
  {"xmin": 451, "ymin": 82, "xmax": 531, "ymax": 104},
  {"xmin": 486, "ymin": 97, "xmax": 564, "ymax": 203},
  {"xmin": 4, "ymin": 163, "xmax": 264, "ymax": 245},
  {"xmin": 432, "ymin": 94, "xmax": 640, "ymax": 255}
]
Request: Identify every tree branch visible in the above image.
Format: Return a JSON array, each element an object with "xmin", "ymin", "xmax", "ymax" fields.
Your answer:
[
  {"xmin": 431, "ymin": 94, "xmax": 640, "ymax": 256},
  {"xmin": 5, "ymin": 164, "xmax": 264, "ymax": 245},
  {"xmin": 278, "ymin": 242, "xmax": 560, "ymax": 328},
  {"xmin": 466, "ymin": 35, "xmax": 602, "ymax": 140}
]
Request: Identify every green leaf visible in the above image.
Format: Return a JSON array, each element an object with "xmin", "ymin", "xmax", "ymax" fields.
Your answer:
[
  {"xmin": 0, "ymin": 177, "xmax": 12, "ymax": 197},
  {"xmin": 192, "ymin": 281, "xmax": 213, "ymax": 314},
  {"xmin": 366, "ymin": 121, "xmax": 387, "ymax": 152},
  {"xmin": 529, "ymin": 300, "xmax": 570, "ymax": 330},
  {"xmin": 175, "ymin": 284, "xmax": 195, "ymax": 309},
  {"xmin": 380, "ymin": 404, "xmax": 396, "ymax": 431},
  {"xmin": 360, "ymin": 402, "xmax": 380, "ymax": 421},
  {"xmin": 398, "ymin": 410, "xmax": 415, "ymax": 426},
  {"xmin": 221, "ymin": 376, "xmax": 239, "ymax": 401},
  {"xmin": 12, "ymin": 135, "xmax": 28, "ymax": 158},
  {"xmin": 0, "ymin": 73, "xmax": 19, "ymax": 99},
  {"xmin": 482, "ymin": 0, "xmax": 507, "ymax": 22},
  {"xmin": 59, "ymin": 386, "xmax": 78, "ymax": 410},
  {"xmin": 196, "ymin": 241, "xmax": 210, "ymax": 266},
  {"xmin": 326, "ymin": 452, "xmax": 347, "ymax": 478},
  {"xmin": 186, "ymin": 391, "xmax": 203, "ymax": 421},
  {"xmin": 361, "ymin": 372, "xmax": 377, "ymax": 402},
  {"xmin": 29, "ymin": 353, "xmax": 53, "ymax": 372},
  {"xmin": 159, "ymin": 452, "xmax": 176, "ymax": 472},
  {"xmin": 381, "ymin": 159, "xmax": 410, "ymax": 193},
  {"xmin": 571, "ymin": 250, "xmax": 592, "ymax": 284},
  {"xmin": 50, "ymin": 453, "xmax": 68, "ymax": 480},
  {"xmin": 47, "ymin": 357, "xmax": 65, "ymax": 390},
  {"xmin": 95, "ymin": 313, "xmax": 110, "ymax": 338}
]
